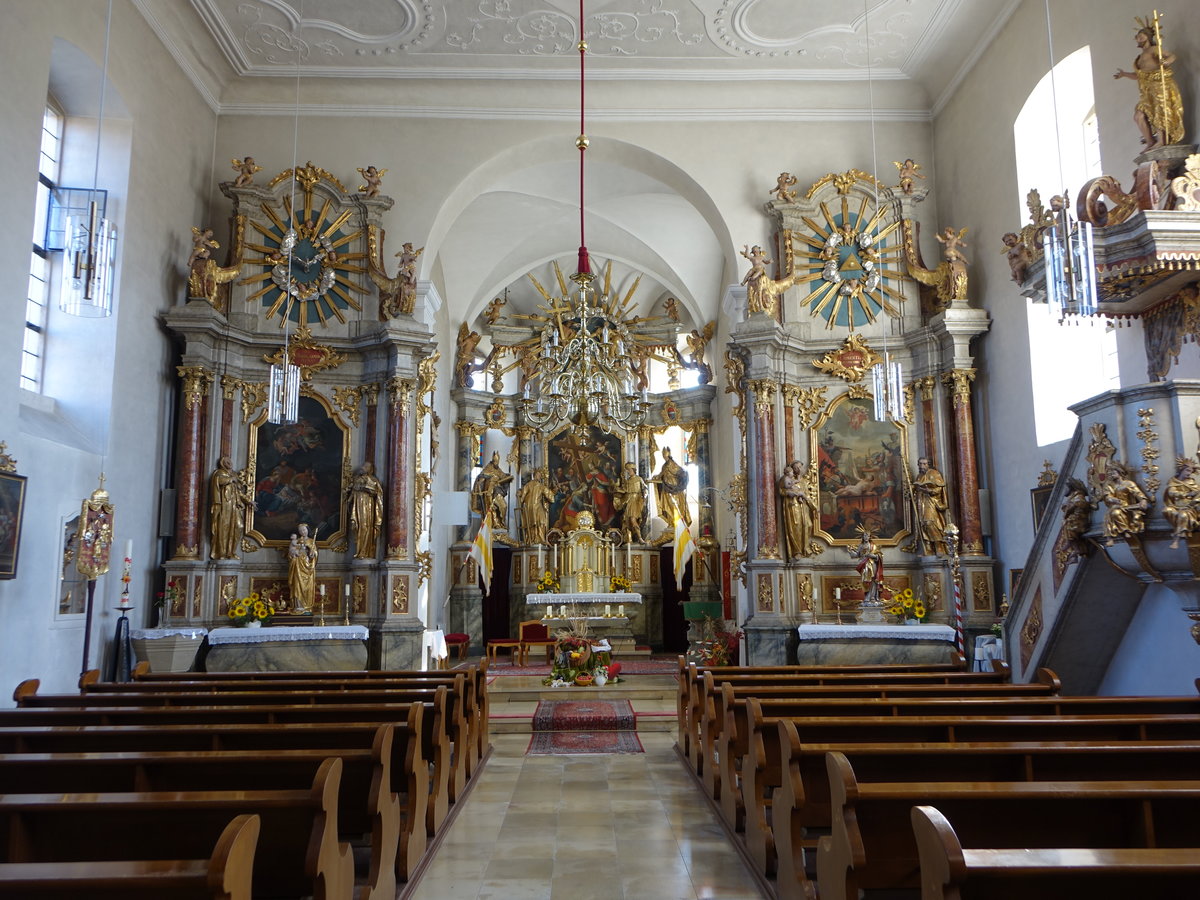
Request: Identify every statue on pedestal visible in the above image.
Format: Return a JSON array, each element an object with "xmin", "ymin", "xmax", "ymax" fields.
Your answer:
[
  {"xmin": 849, "ymin": 529, "xmax": 884, "ymax": 605},
  {"xmin": 472, "ymin": 451, "xmax": 513, "ymax": 530},
  {"xmin": 518, "ymin": 468, "xmax": 555, "ymax": 546},
  {"xmin": 911, "ymin": 456, "xmax": 949, "ymax": 556},
  {"xmin": 779, "ymin": 461, "xmax": 818, "ymax": 560},
  {"xmin": 346, "ymin": 462, "xmax": 384, "ymax": 559},
  {"xmin": 650, "ymin": 447, "xmax": 690, "ymax": 526},
  {"xmin": 613, "ymin": 462, "xmax": 648, "ymax": 542},
  {"xmin": 287, "ymin": 523, "xmax": 318, "ymax": 612},
  {"xmin": 209, "ymin": 456, "xmax": 253, "ymax": 560},
  {"xmin": 1113, "ymin": 17, "xmax": 1184, "ymax": 150}
]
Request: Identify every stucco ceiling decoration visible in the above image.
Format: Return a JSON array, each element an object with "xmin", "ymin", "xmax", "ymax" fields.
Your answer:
[{"xmin": 188, "ymin": 0, "xmax": 1014, "ymax": 88}]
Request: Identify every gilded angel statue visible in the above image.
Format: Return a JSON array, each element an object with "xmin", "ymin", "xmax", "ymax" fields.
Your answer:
[
  {"xmin": 356, "ymin": 165, "xmax": 387, "ymax": 198},
  {"xmin": 231, "ymin": 156, "xmax": 261, "ymax": 187},
  {"xmin": 902, "ymin": 222, "xmax": 969, "ymax": 311}
]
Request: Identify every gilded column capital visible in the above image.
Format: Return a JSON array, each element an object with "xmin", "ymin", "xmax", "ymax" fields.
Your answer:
[
  {"xmin": 219, "ymin": 374, "xmax": 239, "ymax": 400},
  {"xmin": 454, "ymin": 420, "xmax": 486, "ymax": 439},
  {"xmin": 748, "ymin": 379, "xmax": 777, "ymax": 410},
  {"xmin": 177, "ymin": 366, "xmax": 214, "ymax": 411},
  {"xmin": 362, "ymin": 383, "xmax": 381, "ymax": 407},
  {"xmin": 692, "ymin": 418, "xmax": 711, "ymax": 435},
  {"xmin": 941, "ymin": 368, "xmax": 976, "ymax": 408},
  {"xmin": 387, "ymin": 377, "xmax": 414, "ymax": 414},
  {"xmin": 780, "ymin": 385, "xmax": 799, "ymax": 407},
  {"xmin": 914, "ymin": 375, "xmax": 937, "ymax": 402}
]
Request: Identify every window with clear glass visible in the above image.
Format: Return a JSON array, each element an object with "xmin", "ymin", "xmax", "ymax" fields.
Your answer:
[
  {"xmin": 1013, "ymin": 47, "xmax": 1114, "ymax": 446},
  {"xmin": 23, "ymin": 102, "xmax": 63, "ymax": 392}
]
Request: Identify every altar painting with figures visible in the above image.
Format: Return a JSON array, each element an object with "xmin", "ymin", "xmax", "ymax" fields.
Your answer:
[
  {"xmin": 546, "ymin": 424, "xmax": 624, "ymax": 534},
  {"xmin": 247, "ymin": 393, "xmax": 349, "ymax": 547},
  {"xmin": 812, "ymin": 393, "xmax": 908, "ymax": 544}
]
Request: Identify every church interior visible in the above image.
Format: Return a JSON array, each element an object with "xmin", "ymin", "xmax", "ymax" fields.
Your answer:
[{"xmin": 1, "ymin": 1, "xmax": 1199, "ymax": 897}]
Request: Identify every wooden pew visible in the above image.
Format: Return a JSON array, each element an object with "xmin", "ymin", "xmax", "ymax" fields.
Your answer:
[
  {"xmin": 684, "ymin": 663, "xmax": 1014, "ymax": 779},
  {"xmin": 2, "ymin": 690, "xmax": 452, "ymax": 838},
  {"xmin": 58, "ymin": 676, "xmax": 475, "ymax": 804},
  {"xmin": 815, "ymin": 751, "xmax": 1200, "ymax": 900},
  {"xmin": 0, "ymin": 757, "xmax": 353, "ymax": 900},
  {"xmin": 0, "ymin": 724, "xmax": 408, "ymax": 896},
  {"xmin": 699, "ymin": 668, "xmax": 1049, "ymax": 804},
  {"xmin": 911, "ymin": 805, "xmax": 1200, "ymax": 900},
  {"xmin": 771, "ymin": 735, "xmax": 1200, "ymax": 899},
  {"xmin": 714, "ymin": 676, "xmax": 1064, "ymax": 831},
  {"xmin": 0, "ymin": 718, "xmax": 429, "ymax": 879},
  {"xmin": 113, "ymin": 664, "xmax": 491, "ymax": 775},
  {"xmin": 0, "ymin": 813, "xmax": 259, "ymax": 900},
  {"xmin": 676, "ymin": 656, "xmax": 971, "ymax": 764}
]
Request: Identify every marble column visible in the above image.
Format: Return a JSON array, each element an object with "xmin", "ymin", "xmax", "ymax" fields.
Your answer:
[
  {"xmin": 748, "ymin": 379, "xmax": 780, "ymax": 560},
  {"xmin": 637, "ymin": 425, "xmax": 652, "ymax": 479},
  {"xmin": 363, "ymin": 384, "xmax": 380, "ymax": 467},
  {"xmin": 914, "ymin": 376, "xmax": 938, "ymax": 460},
  {"xmin": 943, "ymin": 368, "xmax": 985, "ymax": 555},
  {"xmin": 386, "ymin": 377, "xmax": 413, "ymax": 559},
  {"xmin": 780, "ymin": 386, "xmax": 797, "ymax": 466},
  {"xmin": 694, "ymin": 418, "xmax": 714, "ymax": 543},
  {"xmin": 218, "ymin": 375, "xmax": 237, "ymax": 460},
  {"xmin": 173, "ymin": 366, "xmax": 214, "ymax": 560}
]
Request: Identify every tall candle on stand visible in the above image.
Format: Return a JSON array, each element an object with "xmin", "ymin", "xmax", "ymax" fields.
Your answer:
[
  {"xmin": 537, "ymin": 544, "xmax": 544, "ymax": 574},
  {"xmin": 119, "ymin": 540, "xmax": 132, "ymax": 607},
  {"xmin": 344, "ymin": 582, "xmax": 351, "ymax": 623}
]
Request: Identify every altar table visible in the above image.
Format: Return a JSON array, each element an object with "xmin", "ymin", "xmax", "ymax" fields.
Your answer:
[
  {"xmin": 795, "ymin": 623, "xmax": 956, "ymax": 666},
  {"xmin": 204, "ymin": 625, "xmax": 370, "ymax": 672}
]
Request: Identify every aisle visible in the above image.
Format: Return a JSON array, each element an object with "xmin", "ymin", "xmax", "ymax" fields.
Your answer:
[{"xmin": 408, "ymin": 732, "xmax": 766, "ymax": 900}]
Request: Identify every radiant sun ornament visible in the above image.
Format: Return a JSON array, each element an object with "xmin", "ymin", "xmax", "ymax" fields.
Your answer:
[
  {"xmin": 791, "ymin": 195, "xmax": 905, "ymax": 329},
  {"xmin": 240, "ymin": 165, "xmax": 368, "ymax": 327}
]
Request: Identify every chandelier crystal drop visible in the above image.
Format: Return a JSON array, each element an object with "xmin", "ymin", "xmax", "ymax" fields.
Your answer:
[
  {"xmin": 61, "ymin": 199, "xmax": 117, "ymax": 316},
  {"xmin": 1044, "ymin": 196, "xmax": 1099, "ymax": 321},
  {"xmin": 871, "ymin": 356, "xmax": 904, "ymax": 423}
]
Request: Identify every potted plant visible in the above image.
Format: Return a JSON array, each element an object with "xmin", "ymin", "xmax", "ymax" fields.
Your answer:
[{"xmin": 227, "ymin": 592, "xmax": 276, "ymax": 628}]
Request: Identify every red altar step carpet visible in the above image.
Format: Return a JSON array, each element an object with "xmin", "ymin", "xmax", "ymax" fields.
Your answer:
[{"xmin": 526, "ymin": 699, "xmax": 644, "ymax": 755}]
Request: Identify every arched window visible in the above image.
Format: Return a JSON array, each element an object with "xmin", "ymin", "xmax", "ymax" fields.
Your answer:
[
  {"xmin": 1013, "ymin": 46, "xmax": 1116, "ymax": 446},
  {"xmin": 22, "ymin": 101, "xmax": 64, "ymax": 392}
]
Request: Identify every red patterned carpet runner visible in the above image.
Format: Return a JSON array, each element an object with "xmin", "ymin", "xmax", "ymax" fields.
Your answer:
[{"xmin": 526, "ymin": 699, "xmax": 644, "ymax": 755}]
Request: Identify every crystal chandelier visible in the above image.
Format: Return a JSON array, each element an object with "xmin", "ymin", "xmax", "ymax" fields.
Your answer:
[
  {"xmin": 61, "ymin": 0, "xmax": 116, "ymax": 317},
  {"xmin": 521, "ymin": 268, "xmax": 651, "ymax": 433},
  {"xmin": 517, "ymin": 0, "xmax": 649, "ymax": 435}
]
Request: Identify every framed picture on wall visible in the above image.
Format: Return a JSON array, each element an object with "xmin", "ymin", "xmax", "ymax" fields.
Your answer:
[
  {"xmin": 0, "ymin": 471, "xmax": 28, "ymax": 579},
  {"xmin": 1030, "ymin": 485, "xmax": 1054, "ymax": 532}
]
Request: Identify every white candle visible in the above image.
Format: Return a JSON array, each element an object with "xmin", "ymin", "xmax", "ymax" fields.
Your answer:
[
  {"xmin": 619, "ymin": 604, "xmax": 625, "ymax": 617},
  {"xmin": 548, "ymin": 603, "xmax": 554, "ymax": 618},
  {"xmin": 345, "ymin": 583, "xmax": 350, "ymax": 599},
  {"xmin": 835, "ymin": 588, "xmax": 841, "ymax": 600},
  {"xmin": 124, "ymin": 539, "xmax": 133, "ymax": 562},
  {"xmin": 320, "ymin": 584, "xmax": 326, "ymax": 597},
  {"xmin": 626, "ymin": 543, "xmax": 632, "ymax": 571},
  {"xmin": 605, "ymin": 604, "xmax": 611, "ymax": 616},
  {"xmin": 538, "ymin": 544, "xmax": 544, "ymax": 572},
  {"xmin": 560, "ymin": 604, "xmax": 567, "ymax": 618}
]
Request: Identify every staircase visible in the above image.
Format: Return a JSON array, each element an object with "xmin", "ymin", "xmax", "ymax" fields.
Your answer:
[{"xmin": 487, "ymin": 674, "xmax": 678, "ymax": 734}]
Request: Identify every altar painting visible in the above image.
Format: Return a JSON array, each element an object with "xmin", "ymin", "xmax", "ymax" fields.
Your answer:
[
  {"xmin": 247, "ymin": 393, "xmax": 349, "ymax": 547},
  {"xmin": 811, "ymin": 393, "xmax": 908, "ymax": 544},
  {"xmin": 545, "ymin": 424, "xmax": 623, "ymax": 534}
]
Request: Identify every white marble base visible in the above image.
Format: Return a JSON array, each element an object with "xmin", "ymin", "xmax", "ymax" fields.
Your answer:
[{"xmin": 795, "ymin": 623, "xmax": 957, "ymax": 666}]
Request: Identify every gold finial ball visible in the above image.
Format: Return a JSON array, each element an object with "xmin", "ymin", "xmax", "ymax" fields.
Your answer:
[
  {"xmin": 578, "ymin": 40, "xmax": 588, "ymax": 52},
  {"xmin": 576, "ymin": 134, "xmax": 590, "ymax": 150}
]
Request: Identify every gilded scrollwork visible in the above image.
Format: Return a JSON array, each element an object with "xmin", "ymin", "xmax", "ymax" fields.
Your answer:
[
  {"xmin": 1077, "ymin": 174, "xmax": 1141, "ymax": 227},
  {"xmin": 390, "ymin": 575, "xmax": 409, "ymax": 614},
  {"xmin": 332, "ymin": 386, "xmax": 364, "ymax": 428},
  {"xmin": 971, "ymin": 572, "xmax": 992, "ymax": 612},
  {"xmin": 812, "ymin": 333, "xmax": 882, "ymax": 382},
  {"xmin": 791, "ymin": 386, "xmax": 827, "ymax": 430},
  {"xmin": 757, "ymin": 573, "xmax": 774, "ymax": 612},
  {"xmin": 416, "ymin": 550, "xmax": 433, "ymax": 588},
  {"xmin": 1037, "ymin": 460, "xmax": 1058, "ymax": 487},
  {"xmin": 1137, "ymin": 407, "xmax": 1161, "ymax": 495},
  {"xmin": 262, "ymin": 326, "xmax": 346, "ymax": 382},
  {"xmin": 914, "ymin": 376, "xmax": 937, "ymax": 402},
  {"xmin": 942, "ymin": 368, "xmax": 976, "ymax": 408},
  {"xmin": 1171, "ymin": 153, "xmax": 1200, "ymax": 211},
  {"xmin": 0, "ymin": 442, "xmax": 17, "ymax": 474}
]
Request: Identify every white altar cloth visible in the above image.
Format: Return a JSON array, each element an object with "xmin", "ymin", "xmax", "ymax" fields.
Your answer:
[
  {"xmin": 526, "ymin": 592, "xmax": 643, "ymax": 605},
  {"xmin": 208, "ymin": 625, "xmax": 369, "ymax": 645},
  {"xmin": 130, "ymin": 627, "xmax": 208, "ymax": 640},
  {"xmin": 797, "ymin": 623, "xmax": 956, "ymax": 642}
]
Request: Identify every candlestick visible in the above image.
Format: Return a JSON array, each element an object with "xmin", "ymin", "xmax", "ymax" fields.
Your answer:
[
  {"xmin": 626, "ymin": 542, "xmax": 631, "ymax": 572},
  {"xmin": 605, "ymin": 604, "xmax": 611, "ymax": 616},
  {"xmin": 619, "ymin": 604, "xmax": 625, "ymax": 617},
  {"xmin": 560, "ymin": 604, "xmax": 567, "ymax": 618},
  {"xmin": 343, "ymin": 582, "xmax": 350, "ymax": 626}
]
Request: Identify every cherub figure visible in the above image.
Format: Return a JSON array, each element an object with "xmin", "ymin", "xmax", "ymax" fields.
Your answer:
[
  {"xmin": 1000, "ymin": 232, "xmax": 1032, "ymax": 285},
  {"xmin": 770, "ymin": 172, "xmax": 798, "ymax": 203},
  {"xmin": 483, "ymin": 295, "xmax": 506, "ymax": 325},
  {"xmin": 396, "ymin": 242, "xmax": 423, "ymax": 277},
  {"xmin": 741, "ymin": 243, "xmax": 771, "ymax": 286},
  {"xmin": 684, "ymin": 321, "xmax": 715, "ymax": 385},
  {"xmin": 356, "ymin": 165, "xmax": 387, "ymax": 198},
  {"xmin": 663, "ymin": 297, "xmax": 681, "ymax": 323},
  {"xmin": 188, "ymin": 227, "xmax": 219, "ymax": 268},
  {"xmin": 894, "ymin": 158, "xmax": 925, "ymax": 194},
  {"xmin": 935, "ymin": 226, "xmax": 968, "ymax": 263},
  {"xmin": 1113, "ymin": 17, "xmax": 1184, "ymax": 150},
  {"xmin": 231, "ymin": 156, "xmax": 261, "ymax": 187},
  {"xmin": 741, "ymin": 243, "xmax": 797, "ymax": 316}
]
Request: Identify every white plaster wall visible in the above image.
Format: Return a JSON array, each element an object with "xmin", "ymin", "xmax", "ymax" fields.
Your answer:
[
  {"xmin": 1098, "ymin": 586, "xmax": 1200, "ymax": 695},
  {"xmin": 0, "ymin": 1, "xmax": 216, "ymax": 693}
]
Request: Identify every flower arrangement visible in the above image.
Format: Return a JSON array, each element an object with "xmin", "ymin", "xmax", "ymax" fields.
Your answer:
[
  {"xmin": 544, "ymin": 616, "xmax": 615, "ymax": 685},
  {"xmin": 887, "ymin": 587, "xmax": 926, "ymax": 624},
  {"xmin": 609, "ymin": 573, "xmax": 632, "ymax": 593},
  {"xmin": 687, "ymin": 614, "xmax": 743, "ymax": 666},
  {"xmin": 535, "ymin": 570, "xmax": 560, "ymax": 593},
  {"xmin": 227, "ymin": 592, "xmax": 276, "ymax": 627}
]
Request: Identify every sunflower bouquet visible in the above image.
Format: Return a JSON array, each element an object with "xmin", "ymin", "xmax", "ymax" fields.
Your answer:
[
  {"xmin": 609, "ymin": 573, "xmax": 632, "ymax": 593},
  {"xmin": 535, "ymin": 570, "xmax": 560, "ymax": 593},
  {"xmin": 887, "ymin": 587, "xmax": 927, "ymax": 624},
  {"xmin": 227, "ymin": 592, "xmax": 276, "ymax": 627}
]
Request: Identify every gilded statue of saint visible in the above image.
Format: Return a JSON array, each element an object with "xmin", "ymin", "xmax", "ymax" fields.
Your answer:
[
  {"xmin": 1100, "ymin": 463, "xmax": 1150, "ymax": 545},
  {"xmin": 471, "ymin": 451, "xmax": 513, "ymax": 530},
  {"xmin": 346, "ymin": 462, "xmax": 384, "ymax": 559},
  {"xmin": 1113, "ymin": 21, "xmax": 1184, "ymax": 150},
  {"xmin": 287, "ymin": 523, "xmax": 318, "ymax": 612},
  {"xmin": 1163, "ymin": 457, "xmax": 1200, "ymax": 548},
  {"xmin": 517, "ymin": 468, "xmax": 555, "ymax": 546},
  {"xmin": 778, "ymin": 461, "xmax": 817, "ymax": 560},
  {"xmin": 650, "ymin": 447, "xmax": 690, "ymax": 526},
  {"xmin": 613, "ymin": 462, "xmax": 648, "ymax": 543},
  {"xmin": 209, "ymin": 457, "xmax": 253, "ymax": 560},
  {"xmin": 912, "ymin": 456, "xmax": 949, "ymax": 555}
]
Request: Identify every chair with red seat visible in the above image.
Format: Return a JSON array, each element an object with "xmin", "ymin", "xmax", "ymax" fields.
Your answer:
[{"xmin": 519, "ymin": 620, "xmax": 556, "ymax": 666}]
